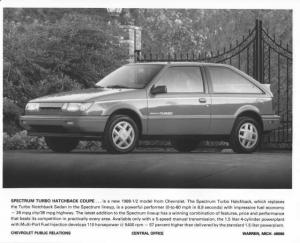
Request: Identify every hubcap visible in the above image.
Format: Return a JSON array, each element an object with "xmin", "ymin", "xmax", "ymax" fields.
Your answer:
[
  {"xmin": 112, "ymin": 121, "xmax": 135, "ymax": 150},
  {"xmin": 238, "ymin": 122, "xmax": 258, "ymax": 149}
]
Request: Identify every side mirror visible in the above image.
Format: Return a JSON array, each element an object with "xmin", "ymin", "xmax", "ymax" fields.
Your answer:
[{"xmin": 150, "ymin": 85, "xmax": 167, "ymax": 95}]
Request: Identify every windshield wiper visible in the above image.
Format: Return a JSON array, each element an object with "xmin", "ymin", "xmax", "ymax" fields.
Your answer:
[{"xmin": 106, "ymin": 85, "xmax": 131, "ymax": 89}]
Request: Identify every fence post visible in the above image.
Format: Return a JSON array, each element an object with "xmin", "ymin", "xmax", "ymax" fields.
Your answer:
[{"xmin": 254, "ymin": 19, "xmax": 264, "ymax": 83}]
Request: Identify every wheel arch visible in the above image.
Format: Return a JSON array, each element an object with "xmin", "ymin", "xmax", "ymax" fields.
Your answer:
[
  {"xmin": 107, "ymin": 108, "xmax": 143, "ymax": 136},
  {"xmin": 234, "ymin": 110, "xmax": 263, "ymax": 132}
]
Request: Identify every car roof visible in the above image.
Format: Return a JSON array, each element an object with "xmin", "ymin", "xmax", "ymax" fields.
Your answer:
[{"xmin": 128, "ymin": 62, "xmax": 232, "ymax": 67}]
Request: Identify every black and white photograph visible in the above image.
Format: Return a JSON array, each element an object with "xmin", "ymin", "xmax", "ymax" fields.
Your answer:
[
  {"xmin": 2, "ymin": 7, "xmax": 292, "ymax": 189},
  {"xmin": 1, "ymin": 1, "xmax": 300, "ymax": 243}
]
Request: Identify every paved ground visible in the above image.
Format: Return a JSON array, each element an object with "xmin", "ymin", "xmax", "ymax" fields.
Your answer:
[{"xmin": 3, "ymin": 150, "xmax": 292, "ymax": 188}]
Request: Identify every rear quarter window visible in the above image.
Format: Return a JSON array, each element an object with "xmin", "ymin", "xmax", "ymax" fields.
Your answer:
[{"xmin": 207, "ymin": 66, "xmax": 263, "ymax": 94}]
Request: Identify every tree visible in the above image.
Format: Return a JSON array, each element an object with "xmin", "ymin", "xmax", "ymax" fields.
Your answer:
[
  {"xmin": 128, "ymin": 9, "xmax": 292, "ymax": 55},
  {"xmin": 3, "ymin": 9, "xmax": 127, "ymax": 133},
  {"xmin": 3, "ymin": 10, "xmax": 127, "ymax": 106}
]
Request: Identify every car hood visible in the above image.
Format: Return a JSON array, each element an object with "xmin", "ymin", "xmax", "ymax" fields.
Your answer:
[{"xmin": 31, "ymin": 88, "xmax": 137, "ymax": 103}]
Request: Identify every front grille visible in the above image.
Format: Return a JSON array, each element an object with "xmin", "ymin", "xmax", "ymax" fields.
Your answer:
[
  {"xmin": 29, "ymin": 125, "xmax": 67, "ymax": 133},
  {"xmin": 37, "ymin": 103, "xmax": 64, "ymax": 115},
  {"xmin": 40, "ymin": 107, "xmax": 62, "ymax": 112}
]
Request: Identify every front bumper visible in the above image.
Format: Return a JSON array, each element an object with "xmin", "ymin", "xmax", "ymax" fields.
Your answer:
[
  {"xmin": 262, "ymin": 115, "xmax": 280, "ymax": 132},
  {"xmin": 20, "ymin": 115, "xmax": 108, "ymax": 137}
]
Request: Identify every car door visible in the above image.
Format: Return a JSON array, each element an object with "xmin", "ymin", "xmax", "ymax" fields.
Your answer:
[
  {"xmin": 147, "ymin": 65, "xmax": 211, "ymax": 135},
  {"xmin": 205, "ymin": 65, "xmax": 265, "ymax": 135}
]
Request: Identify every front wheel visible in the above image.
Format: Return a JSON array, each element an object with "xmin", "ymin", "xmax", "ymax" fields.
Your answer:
[
  {"xmin": 171, "ymin": 138, "xmax": 199, "ymax": 152},
  {"xmin": 103, "ymin": 115, "xmax": 139, "ymax": 153},
  {"xmin": 230, "ymin": 117, "xmax": 262, "ymax": 153},
  {"xmin": 45, "ymin": 137, "xmax": 79, "ymax": 153}
]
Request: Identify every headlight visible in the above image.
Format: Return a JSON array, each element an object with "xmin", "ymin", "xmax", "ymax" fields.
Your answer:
[
  {"xmin": 25, "ymin": 103, "xmax": 39, "ymax": 111},
  {"xmin": 62, "ymin": 103, "xmax": 93, "ymax": 112}
]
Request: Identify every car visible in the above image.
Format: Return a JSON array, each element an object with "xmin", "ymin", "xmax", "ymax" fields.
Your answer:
[{"xmin": 20, "ymin": 62, "xmax": 280, "ymax": 154}]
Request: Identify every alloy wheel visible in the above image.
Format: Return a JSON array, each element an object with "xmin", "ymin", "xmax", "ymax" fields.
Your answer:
[
  {"xmin": 112, "ymin": 121, "xmax": 135, "ymax": 150},
  {"xmin": 238, "ymin": 122, "xmax": 258, "ymax": 149}
]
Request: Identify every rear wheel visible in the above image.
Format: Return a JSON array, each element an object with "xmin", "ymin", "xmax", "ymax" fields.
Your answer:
[
  {"xmin": 171, "ymin": 137, "xmax": 199, "ymax": 152},
  {"xmin": 103, "ymin": 115, "xmax": 139, "ymax": 153},
  {"xmin": 230, "ymin": 117, "xmax": 261, "ymax": 153},
  {"xmin": 45, "ymin": 137, "xmax": 79, "ymax": 153}
]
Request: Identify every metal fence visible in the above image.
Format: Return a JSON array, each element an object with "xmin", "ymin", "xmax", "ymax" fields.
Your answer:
[{"xmin": 136, "ymin": 19, "xmax": 292, "ymax": 148}]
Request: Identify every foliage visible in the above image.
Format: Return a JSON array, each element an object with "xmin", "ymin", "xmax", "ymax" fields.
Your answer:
[
  {"xmin": 3, "ymin": 9, "xmax": 128, "ymax": 134},
  {"xmin": 132, "ymin": 9, "xmax": 292, "ymax": 55},
  {"xmin": 3, "ymin": 131, "xmax": 47, "ymax": 150},
  {"xmin": 3, "ymin": 98, "xmax": 23, "ymax": 134},
  {"xmin": 3, "ymin": 10, "xmax": 127, "ymax": 106},
  {"xmin": 77, "ymin": 141, "xmax": 102, "ymax": 151},
  {"xmin": 2, "ymin": 131, "xmax": 228, "ymax": 151},
  {"xmin": 3, "ymin": 130, "xmax": 290, "ymax": 151},
  {"xmin": 3, "ymin": 131, "xmax": 104, "ymax": 151}
]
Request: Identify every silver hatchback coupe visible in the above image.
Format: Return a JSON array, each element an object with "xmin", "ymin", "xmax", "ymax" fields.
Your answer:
[{"xmin": 21, "ymin": 62, "xmax": 280, "ymax": 153}]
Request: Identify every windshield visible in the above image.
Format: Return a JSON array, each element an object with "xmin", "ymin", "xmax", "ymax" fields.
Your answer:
[{"xmin": 96, "ymin": 64, "xmax": 164, "ymax": 89}]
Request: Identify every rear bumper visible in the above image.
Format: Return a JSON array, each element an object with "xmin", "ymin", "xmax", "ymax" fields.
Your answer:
[
  {"xmin": 20, "ymin": 115, "xmax": 108, "ymax": 137},
  {"xmin": 262, "ymin": 115, "xmax": 280, "ymax": 132}
]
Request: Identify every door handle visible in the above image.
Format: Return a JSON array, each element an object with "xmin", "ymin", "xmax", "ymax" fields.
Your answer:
[{"xmin": 198, "ymin": 98, "xmax": 207, "ymax": 103}]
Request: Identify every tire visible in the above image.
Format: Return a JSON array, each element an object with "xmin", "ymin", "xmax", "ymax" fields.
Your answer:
[
  {"xmin": 230, "ymin": 116, "xmax": 262, "ymax": 153},
  {"xmin": 45, "ymin": 137, "xmax": 79, "ymax": 153},
  {"xmin": 103, "ymin": 115, "xmax": 139, "ymax": 153},
  {"xmin": 171, "ymin": 137, "xmax": 199, "ymax": 152}
]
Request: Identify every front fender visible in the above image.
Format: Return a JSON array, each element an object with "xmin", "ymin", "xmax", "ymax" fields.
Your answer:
[
  {"xmin": 103, "ymin": 102, "xmax": 146, "ymax": 118},
  {"xmin": 90, "ymin": 100, "xmax": 148, "ymax": 134}
]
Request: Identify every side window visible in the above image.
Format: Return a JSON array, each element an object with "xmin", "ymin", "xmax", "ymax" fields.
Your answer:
[
  {"xmin": 207, "ymin": 66, "xmax": 263, "ymax": 94},
  {"xmin": 156, "ymin": 66, "xmax": 204, "ymax": 93}
]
